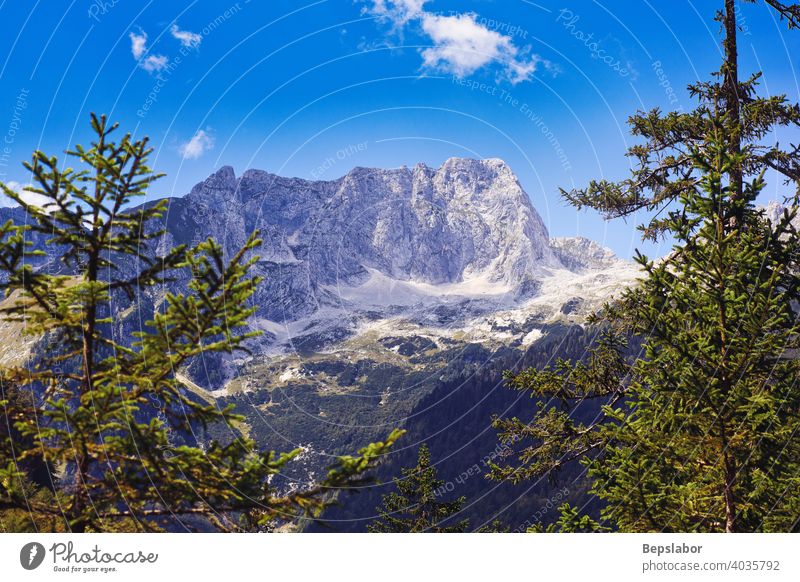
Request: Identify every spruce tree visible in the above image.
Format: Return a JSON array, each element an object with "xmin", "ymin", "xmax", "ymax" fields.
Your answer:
[
  {"xmin": 490, "ymin": 1, "xmax": 800, "ymax": 532},
  {"xmin": 527, "ymin": 504, "xmax": 608, "ymax": 533},
  {"xmin": 0, "ymin": 114, "xmax": 402, "ymax": 532},
  {"xmin": 368, "ymin": 445, "xmax": 470, "ymax": 533}
]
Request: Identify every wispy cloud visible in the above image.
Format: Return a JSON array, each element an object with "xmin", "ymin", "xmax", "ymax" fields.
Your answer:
[
  {"xmin": 170, "ymin": 24, "xmax": 202, "ymax": 48},
  {"xmin": 129, "ymin": 30, "xmax": 169, "ymax": 73},
  {"xmin": 179, "ymin": 130, "xmax": 214, "ymax": 160},
  {"xmin": 366, "ymin": 0, "xmax": 428, "ymax": 26},
  {"xmin": 141, "ymin": 55, "xmax": 169, "ymax": 73},
  {"xmin": 360, "ymin": 1, "xmax": 547, "ymax": 84},
  {"xmin": 129, "ymin": 31, "xmax": 148, "ymax": 59}
]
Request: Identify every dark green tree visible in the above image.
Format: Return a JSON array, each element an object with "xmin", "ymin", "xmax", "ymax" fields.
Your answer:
[
  {"xmin": 0, "ymin": 114, "xmax": 402, "ymax": 532},
  {"xmin": 0, "ymin": 382, "xmax": 65, "ymax": 532},
  {"xmin": 490, "ymin": 1, "xmax": 800, "ymax": 532},
  {"xmin": 527, "ymin": 504, "xmax": 608, "ymax": 533},
  {"xmin": 368, "ymin": 444, "xmax": 470, "ymax": 533}
]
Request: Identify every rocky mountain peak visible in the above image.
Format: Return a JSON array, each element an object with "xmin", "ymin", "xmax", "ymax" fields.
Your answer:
[
  {"xmin": 549, "ymin": 236, "xmax": 620, "ymax": 272},
  {"xmin": 187, "ymin": 165, "xmax": 240, "ymax": 208},
  {"xmin": 156, "ymin": 158, "xmax": 627, "ymax": 325}
]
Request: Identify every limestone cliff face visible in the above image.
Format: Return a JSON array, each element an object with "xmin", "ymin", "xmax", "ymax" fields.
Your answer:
[
  {"xmin": 0, "ymin": 158, "xmax": 634, "ymax": 388},
  {"xmin": 156, "ymin": 158, "xmax": 564, "ymax": 320}
]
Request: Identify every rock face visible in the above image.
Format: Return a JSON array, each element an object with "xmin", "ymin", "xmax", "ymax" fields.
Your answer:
[
  {"xmin": 154, "ymin": 158, "xmax": 563, "ymax": 322},
  {"xmin": 550, "ymin": 236, "xmax": 620, "ymax": 272}
]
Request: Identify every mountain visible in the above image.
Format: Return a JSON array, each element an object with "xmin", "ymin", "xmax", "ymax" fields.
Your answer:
[
  {"xmin": 763, "ymin": 199, "xmax": 800, "ymax": 231},
  {"xmin": 0, "ymin": 158, "xmax": 641, "ymax": 530},
  {"xmin": 146, "ymin": 159, "xmax": 636, "ymax": 361},
  {"xmin": 549, "ymin": 236, "xmax": 620, "ymax": 271},
  {"xmin": 156, "ymin": 158, "xmax": 556, "ymax": 319}
]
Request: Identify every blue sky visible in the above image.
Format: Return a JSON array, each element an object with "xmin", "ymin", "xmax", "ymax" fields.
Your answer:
[{"xmin": 0, "ymin": 0, "xmax": 798, "ymax": 258}]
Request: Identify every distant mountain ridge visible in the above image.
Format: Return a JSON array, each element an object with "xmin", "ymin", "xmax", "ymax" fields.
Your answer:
[
  {"xmin": 0, "ymin": 158, "xmax": 635, "ymax": 376},
  {"xmin": 153, "ymin": 158, "xmax": 624, "ymax": 318},
  {"xmin": 160, "ymin": 159, "xmax": 553, "ymax": 300}
]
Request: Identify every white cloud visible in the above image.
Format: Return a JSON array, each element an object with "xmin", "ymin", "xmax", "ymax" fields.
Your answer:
[
  {"xmin": 360, "ymin": 1, "xmax": 546, "ymax": 84},
  {"xmin": 364, "ymin": 0, "xmax": 428, "ymax": 25},
  {"xmin": 170, "ymin": 24, "xmax": 202, "ymax": 48},
  {"xmin": 179, "ymin": 130, "xmax": 214, "ymax": 160},
  {"xmin": 420, "ymin": 14, "xmax": 509, "ymax": 77},
  {"xmin": 140, "ymin": 54, "xmax": 169, "ymax": 73},
  {"xmin": 130, "ymin": 29, "xmax": 169, "ymax": 73},
  {"xmin": 129, "ymin": 31, "xmax": 148, "ymax": 59}
]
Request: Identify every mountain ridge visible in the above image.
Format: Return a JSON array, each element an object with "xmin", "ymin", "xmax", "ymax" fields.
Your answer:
[{"xmin": 0, "ymin": 157, "xmax": 636, "ymax": 374}]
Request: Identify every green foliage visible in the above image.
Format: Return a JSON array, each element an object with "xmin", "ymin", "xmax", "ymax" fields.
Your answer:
[
  {"xmin": 527, "ymin": 504, "xmax": 608, "ymax": 533},
  {"xmin": 490, "ymin": 332, "xmax": 629, "ymax": 484},
  {"xmin": 0, "ymin": 114, "xmax": 401, "ymax": 532},
  {"xmin": 491, "ymin": 2, "xmax": 800, "ymax": 533},
  {"xmin": 368, "ymin": 444, "xmax": 470, "ymax": 533}
]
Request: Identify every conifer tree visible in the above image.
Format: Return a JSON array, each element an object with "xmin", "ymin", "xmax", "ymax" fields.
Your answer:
[
  {"xmin": 527, "ymin": 504, "xmax": 608, "ymax": 533},
  {"xmin": 368, "ymin": 444, "xmax": 470, "ymax": 533},
  {"xmin": 490, "ymin": 1, "xmax": 800, "ymax": 532},
  {"xmin": 0, "ymin": 114, "xmax": 402, "ymax": 532}
]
